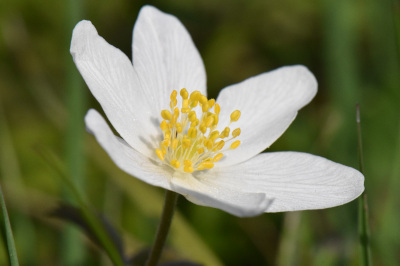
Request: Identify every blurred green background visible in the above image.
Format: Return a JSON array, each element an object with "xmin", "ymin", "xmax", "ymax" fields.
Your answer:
[{"xmin": 0, "ymin": 0, "xmax": 399, "ymax": 265}]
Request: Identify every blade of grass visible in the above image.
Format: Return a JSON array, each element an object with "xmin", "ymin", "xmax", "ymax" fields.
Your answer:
[
  {"xmin": 38, "ymin": 147, "xmax": 125, "ymax": 266},
  {"xmin": 276, "ymin": 212, "xmax": 301, "ymax": 266},
  {"xmin": 0, "ymin": 185, "xmax": 19, "ymax": 266},
  {"xmin": 63, "ymin": 0, "xmax": 87, "ymax": 263},
  {"xmin": 391, "ymin": 0, "xmax": 400, "ymax": 61},
  {"xmin": 0, "ymin": 104, "xmax": 37, "ymax": 264},
  {"xmin": 356, "ymin": 104, "xmax": 372, "ymax": 266}
]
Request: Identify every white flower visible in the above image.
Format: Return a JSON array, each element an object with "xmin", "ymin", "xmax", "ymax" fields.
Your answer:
[{"xmin": 70, "ymin": 5, "xmax": 364, "ymax": 217}]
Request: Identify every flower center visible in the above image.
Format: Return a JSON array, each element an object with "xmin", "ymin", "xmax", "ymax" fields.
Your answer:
[{"xmin": 155, "ymin": 89, "xmax": 241, "ymax": 173}]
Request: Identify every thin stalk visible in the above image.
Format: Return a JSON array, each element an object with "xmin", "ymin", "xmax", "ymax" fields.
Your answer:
[
  {"xmin": 356, "ymin": 104, "xmax": 372, "ymax": 266},
  {"xmin": 146, "ymin": 190, "xmax": 178, "ymax": 266},
  {"xmin": 63, "ymin": 0, "xmax": 86, "ymax": 263},
  {"xmin": 391, "ymin": 0, "xmax": 400, "ymax": 62},
  {"xmin": 0, "ymin": 185, "xmax": 19, "ymax": 266}
]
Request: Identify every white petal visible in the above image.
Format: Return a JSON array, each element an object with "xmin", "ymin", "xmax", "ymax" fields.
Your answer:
[
  {"xmin": 202, "ymin": 152, "xmax": 364, "ymax": 212},
  {"xmin": 216, "ymin": 65, "xmax": 317, "ymax": 166},
  {"xmin": 132, "ymin": 5, "xmax": 207, "ymax": 114},
  {"xmin": 71, "ymin": 21, "xmax": 157, "ymax": 158},
  {"xmin": 85, "ymin": 109, "xmax": 172, "ymax": 190},
  {"xmin": 170, "ymin": 172, "xmax": 272, "ymax": 217}
]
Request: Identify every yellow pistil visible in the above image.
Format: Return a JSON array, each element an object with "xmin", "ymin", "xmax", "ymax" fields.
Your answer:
[{"xmin": 155, "ymin": 89, "xmax": 242, "ymax": 173}]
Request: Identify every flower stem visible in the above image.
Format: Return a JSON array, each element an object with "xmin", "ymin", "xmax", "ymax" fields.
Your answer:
[
  {"xmin": 146, "ymin": 190, "xmax": 178, "ymax": 266},
  {"xmin": 356, "ymin": 104, "xmax": 372, "ymax": 266}
]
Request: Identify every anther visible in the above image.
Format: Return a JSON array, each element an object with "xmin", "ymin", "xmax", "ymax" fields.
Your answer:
[
  {"xmin": 214, "ymin": 140, "xmax": 225, "ymax": 151},
  {"xmin": 213, "ymin": 153, "xmax": 223, "ymax": 162},
  {"xmin": 171, "ymin": 159, "xmax": 180, "ymax": 168},
  {"xmin": 161, "ymin": 110, "xmax": 172, "ymax": 121},
  {"xmin": 160, "ymin": 120, "xmax": 168, "ymax": 131},
  {"xmin": 172, "ymin": 108, "xmax": 179, "ymax": 124},
  {"xmin": 202, "ymin": 102, "xmax": 209, "ymax": 112},
  {"xmin": 183, "ymin": 139, "xmax": 191, "ymax": 148},
  {"xmin": 188, "ymin": 127, "xmax": 197, "ymax": 138},
  {"xmin": 190, "ymin": 91, "xmax": 201, "ymax": 102},
  {"xmin": 199, "ymin": 95, "xmax": 208, "ymax": 105},
  {"xmin": 221, "ymin": 127, "xmax": 230, "ymax": 138},
  {"xmin": 161, "ymin": 145, "xmax": 167, "ymax": 154},
  {"xmin": 198, "ymin": 161, "xmax": 214, "ymax": 170},
  {"xmin": 205, "ymin": 116, "xmax": 214, "ymax": 127},
  {"xmin": 209, "ymin": 130, "xmax": 219, "ymax": 141},
  {"xmin": 188, "ymin": 111, "xmax": 197, "ymax": 122},
  {"xmin": 208, "ymin": 99, "xmax": 215, "ymax": 108},
  {"xmin": 232, "ymin": 128, "xmax": 241, "ymax": 138},
  {"xmin": 230, "ymin": 110, "xmax": 241, "ymax": 122},
  {"xmin": 180, "ymin": 88, "xmax": 189, "ymax": 99},
  {"xmin": 214, "ymin": 103, "xmax": 220, "ymax": 115},
  {"xmin": 184, "ymin": 165, "xmax": 194, "ymax": 173},
  {"xmin": 171, "ymin": 139, "xmax": 178, "ymax": 149},
  {"xmin": 230, "ymin": 140, "xmax": 240, "ymax": 149},
  {"xmin": 170, "ymin": 90, "xmax": 177, "ymax": 99},
  {"xmin": 199, "ymin": 124, "xmax": 207, "ymax": 134},
  {"xmin": 156, "ymin": 149, "xmax": 164, "ymax": 160}
]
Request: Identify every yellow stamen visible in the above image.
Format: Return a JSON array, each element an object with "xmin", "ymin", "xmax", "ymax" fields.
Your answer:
[
  {"xmin": 209, "ymin": 130, "xmax": 219, "ymax": 141},
  {"xmin": 161, "ymin": 110, "xmax": 172, "ymax": 121},
  {"xmin": 199, "ymin": 124, "xmax": 207, "ymax": 134},
  {"xmin": 160, "ymin": 120, "xmax": 168, "ymax": 131},
  {"xmin": 215, "ymin": 103, "xmax": 220, "ymax": 115},
  {"xmin": 188, "ymin": 127, "xmax": 197, "ymax": 138},
  {"xmin": 171, "ymin": 139, "xmax": 178, "ymax": 149},
  {"xmin": 213, "ymin": 153, "xmax": 223, "ymax": 162},
  {"xmin": 205, "ymin": 116, "xmax": 214, "ymax": 127},
  {"xmin": 230, "ymin": 110, "xmax": 241, "ymax": 122},
  {"xmin": 232, "ymin": 128, "xmax": 241, "ymax": 138},
  {"xmin": 214, "ymin": 140, "xmax": 225, "ymax": 151},
  {"xmin": 230, "ymin": 140, "xmax": 240, "ymax": 149},
  {"xmin": 208, "ymin": 99, "xmax": 215, "ymax": 108},
  {"xmin": 156, "ymin": 149, "xmax": 164, "ymax": 160},
  {"xmin": 198, "ymin": 161, "xmax": 214, "ymax": 170},
  {"xmin": 155, "ymin": 89, "xmax": 241, "ymax": 173},
  {"xmin": 188, "ymin": 111, "xmax": 197, "ymax": 122},
  {"xmin": 202, "ymin": 102, "xmax": 209, "ymax": 112},
  {"xmin": 183, "ymin": 138, "xmax": 191, "ymax": 148},
  {"xmin": 221, "ymin": 127, "xmax": 230, "ymax": 138},
  {"xmin": 172, "ymin": 107, "xmax": 179, "ymax": 124},
  {"xmin": 180, "ymin": 88, "xmax": 189, "ymax": 99},
  {"xmin": 171, "ymin": 159, "xmax": 180, "ymax": 168},
  {"xmin": 184, "ymin": 165, "xmax": 194, "ymax": 173}
]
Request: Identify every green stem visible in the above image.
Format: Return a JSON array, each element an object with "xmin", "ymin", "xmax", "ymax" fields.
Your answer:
[
  {"xmin": 146, "ymin": 190, "xmax": 178, "ymax": 266},
  {"xmin": 356, "ymin": 104, "xmax": 372, "ymax": 266},
  {"xmin": 0, "ymin": 185, "xmax": 19, "ymax": 266}
]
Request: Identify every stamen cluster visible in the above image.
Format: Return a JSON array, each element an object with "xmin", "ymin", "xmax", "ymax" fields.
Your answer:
[{"xmin": 155, "ymin": 89, "xmax": 241, "ymax": 173}]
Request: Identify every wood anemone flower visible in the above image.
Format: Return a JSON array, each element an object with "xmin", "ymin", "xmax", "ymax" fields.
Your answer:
[{"xmin": 70, "ymin": 5, "xmax": 364, "ymax": 217}]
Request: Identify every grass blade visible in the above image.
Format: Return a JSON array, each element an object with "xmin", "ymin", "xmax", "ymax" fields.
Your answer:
[
  {"xmin": 38, "ymin": 147, "xmax": 125, "ymax": 266},
  {"xmin": 356, "ymin": 104, "xmax": 372, "ymax": 266},
  {"xmin": 0, "ymin": 185, "xmax": 20, "ymax": 266},
  {"xmin": 63, "ymin": 0, "xmax": 87, "ymax": 263}
]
